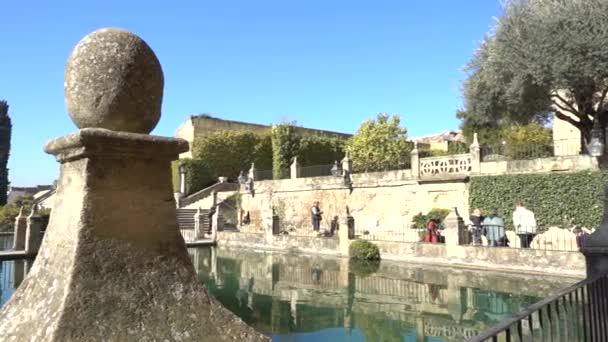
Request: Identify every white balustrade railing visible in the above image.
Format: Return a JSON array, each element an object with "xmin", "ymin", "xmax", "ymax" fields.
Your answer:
[{"xmin": 419, "ymin": 154, "xmax": 472, "ymax": 176}]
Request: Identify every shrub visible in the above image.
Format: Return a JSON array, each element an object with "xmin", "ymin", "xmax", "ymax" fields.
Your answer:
[
  {"xmin": 298, "ymin": 135, "xmax": 346, "ymax": 166},
  {"xmin": 171, "ymin": 158, "xmax": 214, "ymax": 195},
  {"xmin": 349, "ymin": 240, "xmax": 381, "ymax": 260},
  {"xmin": 469, "ymin": 171, "xmax": 608, "ymax": 229},
  {"xmin": 349, "ymin": 259, "xmax": 380, "ymax": 278},
  {"xmin": 271, "ymin": 123, "xmax": 300, "ymax": 179},
  {"xmin": 410, "ymin": 208, "xmax": 451, "ymax": 229},
  {"xmin": 193, "ymin": 130, "xmax": 260, "ymax": 182}
]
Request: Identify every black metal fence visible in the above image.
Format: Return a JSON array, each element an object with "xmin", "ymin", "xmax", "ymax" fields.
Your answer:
[
  {"xmin": 255, "ymin": 168, "xmax": 290, "ymax": 181},
  {"xmin": 481, "ymin": 138, "xmax": 581, "ymax": 162},
  {"xmin": 299, "ymin": 164, "xmax": 335, "ymax": 178},
  {"xmin": 469, "ymin": 272, "xmax": 608, "ymax": 341}
]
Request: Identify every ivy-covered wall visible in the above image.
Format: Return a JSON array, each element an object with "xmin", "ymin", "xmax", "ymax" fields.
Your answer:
[{"xmin": 469, "ymin": 171, "xmax": 608, "ymax": 229}]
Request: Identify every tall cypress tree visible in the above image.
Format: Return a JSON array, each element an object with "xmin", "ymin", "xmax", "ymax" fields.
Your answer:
[{"xmin": 0, "ymin": 100, "xmax": 12, "ymax": 205}]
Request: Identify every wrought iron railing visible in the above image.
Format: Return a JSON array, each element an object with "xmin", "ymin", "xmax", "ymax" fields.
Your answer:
[
  {"xmin": 469, "ymin": 272, "xmax": 608, "ymax": 341},
  {"xmin": 299, "ymin": 164, "xmax": 335, "ymax": 178}
]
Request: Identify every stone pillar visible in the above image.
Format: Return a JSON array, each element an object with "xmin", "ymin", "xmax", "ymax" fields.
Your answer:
[
  {"xmin": 211, "ymin": 205, "xmax": 220, "ymax": 242},
  {"xmin": 0, "ymin": 28, "xmax": 267, "ymax": 341},
  {"xmin": 470, "ymin": 132, "xmax": 481, "ymax": 174},
  {"xmin": 582, "ymin": 185, "xmax": 608, "ymax": 277},
  {"xmin": 24, "ymin": 205, "xmax": 44, "ymax": 254},
  {"xmin": 179, "ymin": 165, "xmax": 187, "ymax": 195},
  {"xmin": 248, "ymin": 162, "xmax": 256, "ymax": 181},
  {"xmin": 193, "ymin": 207, "xmax": 204, "ymax": 240},
  {"xmin": 12, "ymin": 206, "xmax": 27, "ymax": 251},
  {"xmin": 443, "ymin": 208, "xmax": 461, "ymax": 247},
  {"xmin": 339, "ymin": 209, "xmax": 352, "ymax": 256},
  {"xmin": 290, "ymin": 156, "xmax": 301, "ymax": 179},
  {"xmin": 411, "ymin": 142, "xmax": 420, "ymax": 178}
]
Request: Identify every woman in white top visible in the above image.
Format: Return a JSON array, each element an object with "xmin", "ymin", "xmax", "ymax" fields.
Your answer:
[{"xmin": 513, "ymin": 201, "xmax": 537, "ymax": 248}]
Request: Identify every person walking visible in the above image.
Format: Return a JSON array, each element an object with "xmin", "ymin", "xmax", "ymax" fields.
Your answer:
[
  {"xmin": 424, "ymin": 218, "xmax": 440, "ymax": 243},
  {"xmin": 513, "ymin": 201, "xmax": 537, "ymax": 248},
  {"xmin": 311, "ymin": 201, "xmax": 323, "ymax": 232},
  {"xmin": 483, "ymin": 209, "xmax": 505, "ymax": 247},
  {"xmin": 469, "ymin": 208, "xmax": 484, "ymax": 245}
]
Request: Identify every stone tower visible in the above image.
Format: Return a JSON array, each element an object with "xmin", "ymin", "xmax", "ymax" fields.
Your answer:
[{"xmin": 0, "ymin": 28, "xmax": 268, "ymax": 341}]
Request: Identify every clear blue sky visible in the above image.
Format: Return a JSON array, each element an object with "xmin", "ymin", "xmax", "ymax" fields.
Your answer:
[{"xmin": 0, "ymin": 1, "xmax": 502, "ymax": 186}]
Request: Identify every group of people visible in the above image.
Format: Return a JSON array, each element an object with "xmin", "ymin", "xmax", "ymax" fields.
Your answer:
[
  {"xmin": 468, "ymin": 201, "xmax": 537, "ymax": 247},
  {"xmin": 424, "ymin": 201, "xmax": 538, "ymax": 248}
]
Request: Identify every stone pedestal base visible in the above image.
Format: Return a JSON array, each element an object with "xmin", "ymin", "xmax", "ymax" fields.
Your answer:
[{"xmin": 0, "ymin": 129, "xmax": 268, "ymax": 341}]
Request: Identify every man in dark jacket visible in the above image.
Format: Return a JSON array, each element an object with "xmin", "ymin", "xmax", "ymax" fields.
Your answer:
[{"xmin": 311, "ymin": 201, "xmax": 323, "ymax": 232}]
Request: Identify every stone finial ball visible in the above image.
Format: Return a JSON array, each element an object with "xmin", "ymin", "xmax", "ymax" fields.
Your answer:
[{"xmin": 65, "ymin": 28, "xmax": 164, "ymax": 134}]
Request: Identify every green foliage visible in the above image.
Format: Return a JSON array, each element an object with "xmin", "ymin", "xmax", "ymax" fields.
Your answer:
[
  {"xmin": 0, "ymin": 195, "xmax": 38, "ymax": 232},
  {"xmin": 253, "ymin": 132, "xmax": 273, "ymax": 171},
  {"xmin": 173, "ymin": 158, "xmax": 213, "ymax": 195},
  {"xmin": 194, "ymin": 130, "xmax": 259, "ymax": 182},
  {"xmin": 271, "ymin": 124, "xmax": 300, "ymax": 179},
  {"xmin": 347, "ymin": 113, "xmax": 411, "ymax": 172},
  {"xmin": 349, "ymin": 259, "xmax": 380, "ymax": 278},
  {"xmin": 349, "ymin": 240, "xmax": 381, "ymax": 260},
  {"xmin": 298, "ymin": 135, "xmax": 345, "ymax": 166},
  {"xmin": 411, "ymin": 208, "xmax": 450, "ymax": 229},
  {"xmin": 501, "ymin": 124, "xmax": 553, "ymax": 159},
  {"xmin": 469, "ymin": 171, "xmax": 608, "ymax": 229},
  {"xmin": 0, "ymin": 100, "xmax": 11, "ymax": 205},
  {"xmin": 411, "ymin": 212, "xmax": 428, "ymax": 229},
  {"xmin": 460, "ymin": 0, "xmax": 608, "ymax": 145}
]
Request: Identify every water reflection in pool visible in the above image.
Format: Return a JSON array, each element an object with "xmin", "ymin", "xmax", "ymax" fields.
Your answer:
[
  {"xmin": 188, "ymin": 247, "xmax": 577, "ymax": 341},
  {"xmin": 0, "ymin": 245, "xmax": 578, "ymax": 341}
]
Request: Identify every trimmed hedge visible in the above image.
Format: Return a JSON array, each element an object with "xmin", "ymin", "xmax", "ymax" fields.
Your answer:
[
  {"xmin": 349, "ymin": 240, "xmax": 381, "ymax": 260},
  {"xmin": 469, "ymin": 171, "xmax": 608, "ymax": 230},
  {"xmin": 171, "ymin": 158, "xmax": 213, "ymax": 195},
  {"xmin": 298, "ymin": 135, "xmax": 345, "ymax": 166},
  {"xmin": 271, "ymin": 124, "xmax": 300, "ymax": 179}
]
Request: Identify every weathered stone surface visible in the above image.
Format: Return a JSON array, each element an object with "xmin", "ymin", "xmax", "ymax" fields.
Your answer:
[
  {"xmin": 0, "ymin": 28, "xmax": 269, "ymax": 341},
  {"xmin": 65, "ymin": 28, "xmax": 163, "ymax": 134}
]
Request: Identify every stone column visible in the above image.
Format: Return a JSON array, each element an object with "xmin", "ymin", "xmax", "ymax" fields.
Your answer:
[
  {"xmin": 290, "ymin": 156, "xmax": 301, "ymax": 179},
  {"xmin": 470, "ymin": 132, "xmax": 481, "ymax": 174},
  {"xmin": 339, "ymin": 209, "xmax": 352, "ymax": 256},
  {"xmin": 193, "ymin": 207, "xmax": 204, "ymax": 240},
  {"xmin": 0, "ymin": 28, "xmax": 267, "ymax": 342},
  {"xmin": 179, "ymin": 165, "xmax": 187, "ymax": 195},
  {"xmin": 211, "ymin": 205, "xmax": 221, "ymax": 242},
  {"xmin": 248, "ymin": 162, "xmax": 256, "ymax": 181},
  {"xmin": 24, "ymin": 205, "xmax": 44, "ymax": 255},
  {"xmin": 12, "ymin": 207, "xmax": 26, "ymax": 251},
  {"xmin": 411, "ymin": 142, "xmax": 420, "ymax": 178},
  {"xmin": 582, "ymin": 185, "xmax": 608, "ymax": 277},
  {"xmin": 443, "ymin": 208, "xmax": 462, "ymax": 247}
]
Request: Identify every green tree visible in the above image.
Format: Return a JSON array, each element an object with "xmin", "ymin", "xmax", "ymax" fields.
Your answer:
[
  {"xmin": 461, "ymin": 0, "xmax": 608, "ymax": 149},
  {"xmin": 271, "ymin": 123, "xmax": 300, "ymax": 179},
  {"xmin": 298, "ymin": 135, "xmax": 345, "ymax": 166},
  {"xmin": 0, "ymin": 100, "xmax": 11, "ymax": 205},
  {"xmin": 347, "ymin": 113, "xmax": 411, "ymax": 172}
]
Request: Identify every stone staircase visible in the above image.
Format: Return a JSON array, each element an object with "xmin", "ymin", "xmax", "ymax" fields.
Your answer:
[{"xmin": 176, "ymin": 208, "xmax": 214, "ymax": 237}]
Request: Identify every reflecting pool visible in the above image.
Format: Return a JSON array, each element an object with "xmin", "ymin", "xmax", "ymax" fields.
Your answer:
[
  {"xmin": 188, "ymin": 247, "xmax": 578, "ymax": 341},
  {"xmin": 0, "ymin": 244, "xmax": 579, "ymax": 341}
]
